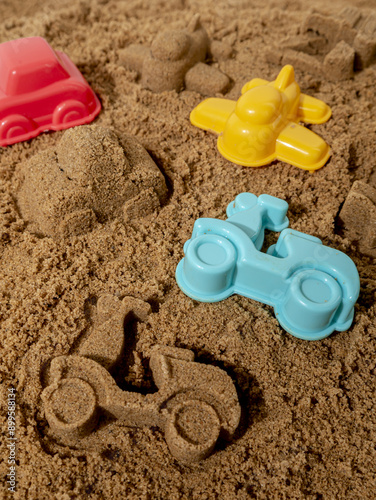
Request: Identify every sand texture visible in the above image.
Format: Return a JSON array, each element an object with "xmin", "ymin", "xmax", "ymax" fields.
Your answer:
[{"xmin": 0, "ymin": 0, "xmax": 376, "ymax": 498}]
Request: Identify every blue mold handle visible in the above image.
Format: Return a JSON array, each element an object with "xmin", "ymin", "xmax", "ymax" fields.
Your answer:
[
  {"xmin": 176, "ymin": 192, "xmax": 360, "ymax": 341},
  {"xmin": 226, "ymin": 193, "xmax": 289, "ymax": 250}
]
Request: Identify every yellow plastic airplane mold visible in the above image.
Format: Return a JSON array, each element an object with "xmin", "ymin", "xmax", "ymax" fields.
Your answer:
[{"xmin": 190, "ymin": 65, "xmax": 332, "ymax": 171}]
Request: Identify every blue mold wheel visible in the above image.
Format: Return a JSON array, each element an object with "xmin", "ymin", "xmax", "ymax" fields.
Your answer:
[
  {"xmin": 275, "ymin": 269, "xmax": 344, "ymax": 340},
  {"xmin": 176, "ymin": 234, "xmax": 237, "ymax": 302}
]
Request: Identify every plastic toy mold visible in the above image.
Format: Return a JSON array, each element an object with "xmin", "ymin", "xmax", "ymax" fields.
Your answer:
[
  {"xmin": 0, "ymin": 37, "xmax": 101, "ymax": 146},
  {"xmin": 190, "ymin": 65, "xmax": 332, "ymax": 172},
  {"xmin": 176, "ymin": 193, "xmax": 360, "ymax": 341}
]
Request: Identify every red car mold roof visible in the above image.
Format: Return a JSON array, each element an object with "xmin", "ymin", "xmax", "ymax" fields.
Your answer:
[{"xmin": 0, "ymin": 36, "xmax": 69, "ymax": 96}]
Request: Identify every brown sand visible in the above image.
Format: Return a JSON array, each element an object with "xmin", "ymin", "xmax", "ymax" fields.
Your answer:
[{"xmin": 1, "ymin": 0, "xmax": 376, "ymax": 498}]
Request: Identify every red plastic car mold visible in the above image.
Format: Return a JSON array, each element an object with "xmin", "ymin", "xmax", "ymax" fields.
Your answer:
[{"xmin": 0, "ymin": 37, "xmax": 101, "ymax": 146}]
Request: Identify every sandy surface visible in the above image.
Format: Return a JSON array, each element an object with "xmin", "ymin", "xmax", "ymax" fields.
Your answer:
[{"xmin": 1, "ymin": 0, "xmax": 376, "ymax": 498}]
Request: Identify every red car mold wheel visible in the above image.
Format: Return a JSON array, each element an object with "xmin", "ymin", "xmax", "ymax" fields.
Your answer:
[
  {"xmin": 52, "ymin": 99, "xmax": 88, "ymax": 128},
  {"xmin": 0, "ymin": 115, "xmax": 35, "ymax": 145}
]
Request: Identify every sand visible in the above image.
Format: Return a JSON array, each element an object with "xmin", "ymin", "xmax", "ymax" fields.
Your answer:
[{"xmin": 0, "ymin": 0, "xmax": 376, "ymax": 498}]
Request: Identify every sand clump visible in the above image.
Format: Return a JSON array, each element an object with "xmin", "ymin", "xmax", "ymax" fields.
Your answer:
[
  {"xmin": 41, "ymin": 295, "xmax": 240, "ymax": 463},
  {"xmin": 339, "ymin": 180, "xmax": 376, "ymax": 258},
  {"xmin": 120, "ymin": 14, "xmax": 231, "ymax": 95},
  {"xmin": 267, "ymin": 7, "xmax": 376, "ymax": 80},
  {"xmin": 16, "ymin": 125, "xmax": 167, "ymax": 238}
]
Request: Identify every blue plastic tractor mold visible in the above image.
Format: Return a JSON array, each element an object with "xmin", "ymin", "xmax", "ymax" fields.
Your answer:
[{"xmin": 175, "ymin": 193, "xmax": 360, "ymax": 341}]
